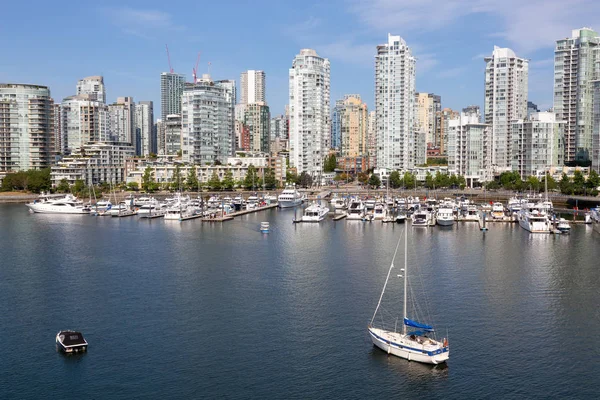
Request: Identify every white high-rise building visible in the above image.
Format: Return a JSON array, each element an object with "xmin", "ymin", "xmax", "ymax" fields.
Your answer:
[
  {"xmin": 447, "ymin": 112, "xmax": 492, "ymax": 186},
  {"xmin": 593, "ymin": 81, "xmax": 600, "ymax": 173},
  {"xmin": 375, "ymin": 34, "xmax": 416, "ymax": 171},
  {"xmin": 554, "ymin": 28, "xmax": 600, "ymax": 163},
  {"xmin": 511, "ymin": 112, "xmax": 564, "ymax": 178},
  {"xmin": 135, "ymin": 101, "xmax": 154, "ymax": 156},
  {"xmin": 76, "ymin": 76, "xmax": 106, "ymax": 104},
  {"xmin": 61, "ymin": 94, "xmax": 109, "ymax": 154},
  {"xmin": 181, "ymin": 75, "xmax": 235, "ymax": 165},
  {"xmin": 484, "ymin": 46, "xmax": 529, "ymax": 173},
  {"xmin": 108, "ymin": 97, "xmax": 135, "ymax": 144},
  {"xmin": 240, "ymin": 70, "xmax": 266, "ymax": 105},
  {"xmin": 289, "ymin": 49, "xmax": 330, "ymax": 175},
  {"xmin": 0, "ymin": 84, "xmax": 54, "ymax": 173},
  {"xmin": 160, "ymin": 72, "xmax": 186, "ymax": 122}
]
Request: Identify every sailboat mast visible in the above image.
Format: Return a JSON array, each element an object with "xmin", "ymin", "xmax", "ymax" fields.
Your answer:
[{"xmin": 403, "ymin": 225, "xmax": 408, "ymax": 335}]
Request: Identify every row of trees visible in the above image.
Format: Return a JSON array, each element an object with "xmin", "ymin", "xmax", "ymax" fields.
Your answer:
[
  {"xmin": 1, "ymin": 169, "xmax": 51, "ymax": 193},
  {"xmin": 349, "ymin": 171, "xmax": 466, "ymax": 190},
  {"xmin": 485, "ymin": 170, "xmax": 600, "ymax": 196},
  {"xmin": 140, "ymin": 165, "xmax": 279, "ymax": 193}
]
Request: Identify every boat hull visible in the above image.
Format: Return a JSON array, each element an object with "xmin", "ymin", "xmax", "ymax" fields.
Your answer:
[
  {"xmin": 26, "ymin": 204, "xmax": 89, "ymax": 214},
  {"xmin": 436, "ymin": 218, "xmax": 454, "ymax": 226},
  {"xmin": 278, "ymin": 200, "xmax": 302, "ymax": 208},
  {"xmin": 368, "ymin": 328, "xmax": 449, "ymax": 365}
]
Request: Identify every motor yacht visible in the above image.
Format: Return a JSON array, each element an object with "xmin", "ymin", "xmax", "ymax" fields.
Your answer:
[
  {"xmin": 301, "ymin": 202, "xmax": 329, "ymax": 222},
  {"xmin": 491, "ymin": 202, "xmax": 505, "ymax": 219},
  {"xmin": 347, "ymin": 199, "xmax": 365, "ymax": 220},
  {"xmin": 436, "ymin": 207, "xmax": 455, "ymax": 226},
  {"xmin": 26, "ymin": 194, "xmax": 90, "ymax": 214},
  {"xmin": 56, "ymin": 330, "xmax": 87, "ymax": 353},
  {"xmin": 412, "ymin": 210, "xmax": 433, "ymax": 227},
  {"xmin": 373, "ymin": 202, "xmax": 388, "ymax": 220},
  {"xmin": 518, "ymin": 208, "xmax": 551, "ymax": 233},
  {"xmin": 278, "ymin": 186, "xmax": 303, "ymax": 208}
]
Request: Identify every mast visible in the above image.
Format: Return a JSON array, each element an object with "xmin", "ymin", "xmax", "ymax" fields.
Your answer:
[{"xmin": 403, "ymin": 224, "xmax": 408, "ymax": 335}]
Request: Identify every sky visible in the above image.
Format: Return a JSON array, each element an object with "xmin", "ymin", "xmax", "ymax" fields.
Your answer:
[{"xmin": 1, "ymin": 0, "xmax": 599, "ymax": 118}]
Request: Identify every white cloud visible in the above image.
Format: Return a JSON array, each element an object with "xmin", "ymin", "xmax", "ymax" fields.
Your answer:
[{"xmin": 347, "ymin": 0, "xmax": 600, "ymax": 53}]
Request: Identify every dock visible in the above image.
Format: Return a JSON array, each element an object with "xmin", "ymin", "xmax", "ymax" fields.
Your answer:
[{"xmin": 333, "ymin": 213, "xmax": 347, "ymax": 221}]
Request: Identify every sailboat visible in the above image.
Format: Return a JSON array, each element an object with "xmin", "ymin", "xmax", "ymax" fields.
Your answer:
[{"xmin": 367, "ymin": 228, "xmax": 449, "ymax": 364}]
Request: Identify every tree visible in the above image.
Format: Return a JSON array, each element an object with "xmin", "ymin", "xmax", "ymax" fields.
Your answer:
[
  {"xmin": 171, "ymin": 165, "xmax": 183, "ymax": 191},
  {"xmin": 73, "ymin": 179, "xmax": 86, "ymax": 195},
  {"xmin": 186, "ymin": 168, "xmax": 200, "ymax": 192},
  {"xmin": 541, "ymin": 173, "xmax": 558, "ymax": 191},
  {"xmin": 56, "ymin": 178, "xmax": 70, "ymax": 193},
  {"xmin": 243, "ymin": 165, "xmax": 259, "ymax": 190},
  {"xmin": 368, "ymin": 173, "xmax": 381, "ymax": 188},
  {"xmin": 208, "ymin": 171, "xmax": 221, "ymax": 190},
  {"xmin": 389, "ymin": 171, "xmax": 402, "ymax": 188},
  {"xmin": 403, "ymin": 172, "xmax": 415, "ymax": 189},
  {"xmin": 324, "ymin": 154, "xmax": 337, "ymax": 172},
  {"xmin": 299, "ymin": 172, "xmax": 313, "ymax": 188},
  {"xmin": 286, "ymin": 171, "xmax": 299, "ymax": 185},
  {"xmin": 127, "ymin": 182, "xmax": 139, "ymax": 191},
  {"xmin": 357, "ymin": 172, "xmax": 369, "ymax": 185},
  {"xmin": 425, "ymin": 172, "xmax": 434, "ymax": 189},
  {"xmin": 222, "ymin": 170, "xmax": 234, "ymax": 191},
  {"xmin": 141, "ymin": 167, "xmax": 157, "ymax": 193},
  {"xmin": 176, "ymin": 149, "xmax": 182, "ymax": 158},
  {"xmin": 587, "ymin": 170, "xmax": 600, "ymax": 190},
  {"xmin": 526, "ymin": 176, "xmax": 541, "ymax": 192},
  {"xmin": 263, "ymin": 168, "xmax": 278, "ymax": 189},
  {"xmin": 559, "ymin": 173, "xmax": 573, "ymax": 195},
  {"xmin": 456, "ymin": 175, "xmax": 467, "ymax": 189},
  {"xmin": 1, "ymin": 169, "xmax": 51, "ymax": 193}
]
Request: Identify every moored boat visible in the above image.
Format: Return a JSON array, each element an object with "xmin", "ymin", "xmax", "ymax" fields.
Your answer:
[{"xmin": 56, "ymin": 330, "xmax": 88, "ymax": 353}]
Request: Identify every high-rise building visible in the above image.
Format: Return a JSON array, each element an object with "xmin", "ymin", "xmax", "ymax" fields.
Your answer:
[
  {"xmin": 244, "ymin": 103, "xmax": 270, "ymax": 153},
  {"xmin": 484, "ymin": 46, "xmax": 529, "ymax": 172},
  {"xmin": 416, "ymin": 93, "xmax": 441, "ymax": 146},
  {"xmin": 181, "ymin": 75, "xmax": 235, "ymax": 165},
  {"xmin": 61, "ymin": 94, "xmax": 109, "ymax": 154},
  {"xmin": 155, "ymin": 119, "xmax": 165, "ymax": 155},
  {"xmin": 511, "ymin": 112, "xmax": 564, "ymax": 178},
  {"xmin": 240, "ymin": 70, "xmax": 266, "ymax": 105},
  {"xmin": 590, "ymin": 81, "xmax": 600, "ymax": 173},
  {"xmin": 447, "ymin": 112, "xmax": 491, "ymax": 186},
  {"xmin": 76, "ymin": 76, "xmax": 106, "ymax": 103},
  {"xmin": 436, "ymin": 108, "xmax": 460, "ymax": 155},
  {"xmin": 135, "ymin": 101, "xmax": 154, "ymax": 156},
  {"xmin": 270, "ymin": 115, "xmax": 288, "ymax": 141},
  {"xmin": 0, "ymin": 84, "xmax": 54, "ymax": 173},
  {"xmin": 108, "ymin": 96, "xmax": 135, "ymax": 144},
  {"xmin": 164, "ymin": 114, "xmax": 182, "ymax": 156},
  {"xmin": 367, "ymin": 111, "xmax": 376, "ymax": 165},
  {"xmin": 160, "ymin": 72, "xmax": 186, "ymax": 122},
  {"xmin": 332, "ymin": 95, "xmax": 368, "ymax": 158},
  {"xmin": 375, "ymin": 34, "xmax": 416, "ymax": 170},
  {"xmin": 289, "ymin": 49, "xmax": 330, "ymax": 175},
  {"xmin": 53, "ymin": 103, "xmax": 62, "ymax": 155},
  {"xmin": 553, "ymin": 28, "xmax": 600, "ymax": 163}
]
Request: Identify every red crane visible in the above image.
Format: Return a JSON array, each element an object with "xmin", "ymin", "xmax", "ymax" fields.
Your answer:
[
  {"xmin": 192, "ymin": 52, "xmax": 201, "ymax": 83},
  {"xmin": 165, "ymin": 44, "xmax": 174, "ymax": 73}
]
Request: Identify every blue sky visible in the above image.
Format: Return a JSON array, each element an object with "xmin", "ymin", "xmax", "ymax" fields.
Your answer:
[{"xmin": 1, "ymin": 0, "xmax": 598, "ymax": 118}]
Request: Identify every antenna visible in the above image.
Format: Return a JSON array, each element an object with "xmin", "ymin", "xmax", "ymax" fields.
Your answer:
[
  {"xmin": 192, "ymin": 52, "xmax": 201, "ymax": 83},
  {"xmin": 165, "ymin": 44, "xmax": 174, "ymax": 73}
]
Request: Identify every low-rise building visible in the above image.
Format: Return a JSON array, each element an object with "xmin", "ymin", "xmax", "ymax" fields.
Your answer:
[{"xmin": 50, "ymin": 142, "xmax": 135, "ymax": 186}]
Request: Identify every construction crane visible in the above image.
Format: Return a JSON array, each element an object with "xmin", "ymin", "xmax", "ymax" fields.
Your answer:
[
  {"xmin": 192, "ymin": 52, "xmax": 201, "ymax": 83},
  {"xmin": 165, "ymin": 44, "xmax": 174, "ymax": 73}
]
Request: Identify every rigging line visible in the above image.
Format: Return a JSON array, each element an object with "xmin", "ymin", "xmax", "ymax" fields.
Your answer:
[{"xmin": 370, "ymin": 229, "xmax": 404, "ymax": 325}]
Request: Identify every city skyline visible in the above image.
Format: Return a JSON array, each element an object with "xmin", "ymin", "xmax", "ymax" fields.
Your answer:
[{"xmin": 3, "ymin": 1, "xmax": 600, "ymax": 118}]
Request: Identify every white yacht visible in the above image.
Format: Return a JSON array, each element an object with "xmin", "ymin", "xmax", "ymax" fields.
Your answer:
[
  {"xmin": 436, "ymin": 207, "xmax": 455, "ymax": 226},
  {"xmin": 464, "ymin": 205, "xmax": 479, "ymax": 221},
  {"xmin": 26, "ymin": 194, "xmax": 90, "ymax": 214},
  {"xmin": 332, "ymin": 196, "xmax": 348, "ymax": 211},
  {"xmin": 590, "ymin": 208, "xmax": 600, "ymax": 234},
  {"xmin": 518, "ymin": 208, "xmax": 551, "ymax": 233},
  {"xmin": 301, "ymin": 202, "xmax": 329, "ymax": 222},
  {"xmin": 246, "ymin": 195, "xmax": 260, "ymax": 210},
  {"xmin": 364, "ymin": 198, "xmax": 376, "ymax": 211},
  {"xmin": 556, "ymin": 218, "xmax": 571, "ymax": 233},
  {"xmin": 373, "ymin": 202, "xmax": 388, "ymax": 220},
  {"xmin": 347, "ymin": 199, "xmax": 365, "ymax": 220},
  {"xmin": 412, "ymin": 210, "xmax": 433, "ymax": 227},
  {"xmin": 277, "ymin": 186, "xmax": 303, "ymax": 208},
  {"xmin": 491, "ymin": 202, "xmax": 505, "ymax": 219}
]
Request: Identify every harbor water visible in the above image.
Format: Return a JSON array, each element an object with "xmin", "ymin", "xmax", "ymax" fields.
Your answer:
[{"xmin": 1, "ymin": 203, "xmax": 599, "ymax": 398}]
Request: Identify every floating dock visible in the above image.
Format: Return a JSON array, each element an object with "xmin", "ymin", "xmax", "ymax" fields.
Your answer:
[{"xmin": 333, "ymin": 213, "xmax": 347, "ymax": 221}]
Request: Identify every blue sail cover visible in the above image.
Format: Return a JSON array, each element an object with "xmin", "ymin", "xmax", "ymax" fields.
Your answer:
[{"xmin": 404, "ymin": 318, "xmax": 434, "ymax": 332}]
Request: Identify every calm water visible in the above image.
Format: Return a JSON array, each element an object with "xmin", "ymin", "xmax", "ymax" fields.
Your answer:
[{"xmin": 1, "ymin": 203, "xmax": 599, "ymax": 399}]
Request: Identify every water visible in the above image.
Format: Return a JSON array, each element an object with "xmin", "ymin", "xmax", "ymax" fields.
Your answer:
[{"xmin": 1, "ymin": 203, "xmax": 599, "ymax": 399}]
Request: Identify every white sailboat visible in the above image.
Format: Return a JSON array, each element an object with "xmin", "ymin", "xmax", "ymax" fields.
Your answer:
[{"xmin": 368, "ymin": 229, "xmax": 449, "ymax": 365}]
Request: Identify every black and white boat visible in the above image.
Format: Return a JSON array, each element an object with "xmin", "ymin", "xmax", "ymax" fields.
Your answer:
[{"xmin": 56, "ymin": 330, "xmax": 88, "ymax": 353}]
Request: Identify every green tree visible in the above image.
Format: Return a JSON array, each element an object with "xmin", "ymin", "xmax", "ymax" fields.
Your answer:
[
  {"xmin": 456, "ymin": 175, "xmax": 467, "ymax": 189},
  {"xmin": 587, "ymin": 170, "xmax": 600, "ymax": 190},
  {"xmin": 389, "ymin": 171, "xmax": 402, "ymax": 188},
  {"xmin": 357, "ymin": 172, "xmax": 369, "ymax": 185},
  {"xmin": 171, "ymin": 165, "xmax": 183, "ymax": 191},
  {"xmin": 368, "ymin": 173, "xmax": 381, "ymax": 188},
  {"xmin": 141, "ymin": 167, "xmax": 157, "ymax": 193},
  {"xmin": 299, "ymin": 172, "xmax": 313, "ymax": 188},
  {"xmin": 486, "ymin": 180, "xmax": 501, "ymax": 190},
  {"xmin": 425, "ymin": 172, "xmax": 434, "ymax": 189},
  {"xmin": 541, "ymin": 173, "xmax": 558, "ymax": 191},
  {"xmin": 186, "ymin": 168, "xmax": 200, "ymax": 192},
  {"xmin": 559, "ymin": 173, "xmax": 573, "ymax": 195},
  {"xmin": 324, "ymin": 154, "xmax": 337, "ymax": 172},
  {"xmin": 56, "ymin": 178, "xmax": 70, "ymax": 193},
  {"xmin": 403, "ymin": 172, "xmax": 415, "ymax": 189},
  {"xmin": 222, "ymin": 170, "xmax": 234, "ymax": 191},
  {"xmin": 208, "ymin": 171, "xmax": 221, "ymax": 190},
  {"xmin": 127, "ymin": 182, "xmax": 139, "ymax": 191},
  {"xmin": 263, "ymin": 168, "xmax": 277, "ymax": 189},
  {"xmin": 433, "ymin": 172, "xmax": 447, "ymax": 188},
  {"xmin": 244, "ymin": 165, "xmax": 259, "ymax": 190},
  {"xmin": 73, "ymin": 179, "xmax": 86, "ymax": 195},
  {"xmin": 526, "ymin": 176, "xmax": 541, "ymax": 192},
  {"xmin": 286, "ymin": 171, "xmax": 299, "ymax": 185},
  {"xmin": 27, "ymin": 169, "xmax": 51, "ymax": 193}
]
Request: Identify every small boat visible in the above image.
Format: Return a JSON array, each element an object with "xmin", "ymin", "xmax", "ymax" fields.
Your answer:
[
  {"xmin": 436, "ymin": 207, "xmax": 455, "ymax": 226},
  {"xmin": 557, "ymin": 218, "xmax": 571, "ymax": 233},
  {"xmin": 412, "ymin": 210, "xmax": 433, "ymax": 227},
  {"xmin": 301, "ymin": 202, "xmax": 329, "ymax": 222},
  {"xmin": 491, "ymin": 202, "xmax": 505, "ymax": 219},
  {"xmin": 368, "ymin": 228, "xmax": 449, "ymax": 364},
  {"xmin": 260, "ymin": 222, "xmax": 270, "ymax": 233},
  {"xmin": 396, "ymin": 213, "xmax": 407, "ymax": 224},
  {"xmin": 56, "ymin": 330, "xmax": 88, "ymax": 353},
  {"xmin": 347, "ymin": 199, "xmax": 365, "ymax": 220}
]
